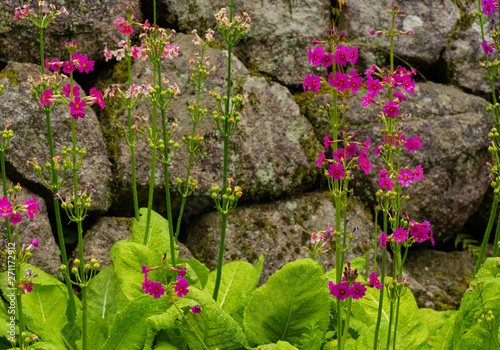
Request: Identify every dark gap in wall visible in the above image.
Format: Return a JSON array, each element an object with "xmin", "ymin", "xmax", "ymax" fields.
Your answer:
[
  {"xmin": 140, "ymin": 0, "xmax": 179, "ymax": 33},
  {"xmin": 0, "ymin": 61, "xmax": 7, "ymax": 72}
]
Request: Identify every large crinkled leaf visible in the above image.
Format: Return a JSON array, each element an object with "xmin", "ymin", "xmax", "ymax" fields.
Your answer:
[
  {"xmin": 178, "ymin": 258, "xmax": 210, "ymax": 290},
  {"xmin": 351, "ymin": 277, "xmax": 428, "ymax": 350},
  {"xmin": 446, "ymin": 258, "xmax": 500, "ymax": 350},
  {"xmin": 251, "ymin": 340, "xmax": 299, "ymax": 349},
  {"xmin": 86, "ymin": 267, "xmax": 129, "ymax": 349},
  {"xmin": 144, "ymin": 288, "xmax": 246, "ymax": 350},
  {"xmin": 110, "ymin": 240, "xmax": 164, "ymax": 300},
  {"xmin": 101, "ymin": 295, "xmax": 169, "ymax": 350},
  {"xmin": 153, "ymin": 343, "xmax": 181, "ymax": 350},
  {"xmin": 0, "ymin": 264, "xmax": 70, "ymax": 349},
  {"xmin": 128, "ymin": 208, "xmax": 178, "ymax": 258},
  {"xmin": 205, "ymin": 255, "xmax": 263, "ymax": 322},
  {"xmin": 244, "ymin": 258, "xmax": 330, "ymax": 346},
  {"xmin": 429, "ymin": 312, "xmax": 457, "ymax": 350},
  {"xmin": 418, "ymin": 309, "xmax": 456, "ymax": 349}
]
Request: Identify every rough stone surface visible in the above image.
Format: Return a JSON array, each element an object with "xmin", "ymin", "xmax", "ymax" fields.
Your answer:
[
  {"xmin": 0, "ymin": 178, "xmax": 61, "ymax": 275},
  {"xmin": 112, "ymin": 33, "xmax": 321, "ymax": 219},
  {"xmin": 159, "ymin": 0, "xmax": 329, "ymax": 85},
  {"xmin": 443, "ymin": 23, "xmax": 500, "ymax": 94},
  {"xmin": 405, "ymin": 249, "xmax": 476, "ymax": 310},
  {"xmin": 343, "ymin": 0, "xmax": 460, "ymax": 70},
  {"xmin": 303, "ymin": 82, "xmax": 492, "ymax": 242},
  {"xmin": 0, "ymin": 62, "xmax": 112, "ymax": 214},
  {"xmin": 0, "ymin": 0, "xmax": 140, "ymax": 64},
  {"xmin": 185, "ymin": 191, "xmax": 386, "ymax": 283},
  {"xmin": 81, "ymin": 216, "xmax": 193, "ymax": 269}
]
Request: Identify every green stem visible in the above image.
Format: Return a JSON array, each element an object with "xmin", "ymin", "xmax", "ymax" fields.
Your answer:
[
  {"xmin": 81, "ymin": 286, "xmax": 88, "ymax": 350},
  {"xmin": 392, "ymin": 293, "xmax": 401, "ymax": 350},
  {"xmin": 335, "ymin": 197, "xmax": 342, "ymax": 350},
  {"xmin": 386, "ymin": 295, "xmax": 394, "ymax": 350},
  {"xmin": 40, "ymin": 27, "xmax": 45, "ymax": 75},
  {"xmin": 340, "ymin": 297, "xmax": 352, "ymax": 350},
  {"xmin": 0, "ymin": 151, "xmax": 12, "ymax": 243},
  {"xmin": 475, "ymin": 197, "xmax": 498, "ymax": 275},
  {"xmin": 493, "ymin": 214, "xmax": 500, "ymax": 257},
  {"xmin": 373, "ymin": 216, "xmax": 388, "ymax": 350},
  {"xmin": 374, "ymin": 208, "xmax": 379, "ymax": 273},
  {"xmin": 15, "ymin": 225, "xmax": 24, "ymax": 350}
]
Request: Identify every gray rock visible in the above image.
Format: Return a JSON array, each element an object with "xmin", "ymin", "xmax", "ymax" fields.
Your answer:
[
  {"xmin": 343, "ymin": 0, "xmax": 460, "ymax": 69},
  {"xmin": 0, "ymin": 0, "xmax": 140, "ymax": 63},
  {"xmin": 404, "ymin": 249, "xmax": 476, "ymax": 310},
  {"xmin": 0, "ymin": 62, "xmax": 112, "ymax": 214},
  {"xmin": 81, "ymin": 216, "xmax": 193, "ymax": 269},
  {"xmin": 112, "ymin": 33, "xmax": 321, "ymax": 218},
  {"xmin": 159, "ymin": 0, "xmax": 329, "ymax": 85},
  {"xmin": 304, "ymin": 82, "xmax": 492, "ymax": 242},
  {"xmin": 185, "ymin": 191, "xmax": 385, "ymax": 283},
  {"xmin": 0, "ymin": 178, "xmax": 61, "ymax": 275}
]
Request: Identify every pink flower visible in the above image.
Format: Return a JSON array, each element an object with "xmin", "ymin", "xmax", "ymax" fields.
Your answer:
[
  {"xmin": 412, "ymin": 164, "xmax": 424, "ymax": 181},
  {"xmin": 317, "ymin": 151, "xmax": 325, "ymax": 167},
  {"xmin": 409, "ymin": 223, "xmax": 429, "ymax": 243},
  {"xmin": 104, "ymin": 46, "xmax": 113, "ymax": 62},
  {"xmin": 62, "ymin": 84, "xmax": 80, "ymax": 98},
  {"xmin": 191, "ymin": 305, "xmax": 202, "ymax": 314},
  {"xmin": 374, "ymin": 143, "xmax": 382, "ymax": 156},
  {"xmin": 348, "ymin": 71, "xmax": 363, "ymax": 94},
  {"xmin": 18, "ymin": 282, "xmax": 33, "ymax": 294},
  {"xmin": 29, "ymin": 238, "xmax": 39, "ymax": 248},
  {"xmin": 324, "ymin": 135, "xmax": 331, "ymax": 150},
  {"xmin": 311, "ymin": 232, "xmax": 322, "ymax": 244},
  {"xmin": 121, "ymin": 23, "xmax": 133, "ymax": 36},
  {"xmin": 89, "ymin": 87, "xmax": 105, "ymax": 109},
  {"xmin": 393, "ymin": 227, "xmax": 408, "ymax": 243},
  {"xmin": 0, "ymin": 197, "xmax": 12, "ymax": 218},
  {"xmin": 397, "ymin": 169, "xmax": 414, "ymax": 187},
  {"xmin": 142, "ymin": 277, "xmax": 152, "ymax": 291},
  {"xmin": 309, "ymin": 46, "xmax": 324, "ymax": 66},
  {"xmin": 334, "ymin": 45, "xmax": 349, "ymax": 65},
  {"xmin": 328, "ymin": 163, "xmax": 345, "ymax": 180},
  {"xmin": 366, "ymin": 76, "xmax": 382, "ymax": 96},
  {"xmin": 404, "ymin": 137, "xmax": 417, "ymax": 153},
  {"xmin": 115, "ymin": 17, "xmax": 126, "ymax": 29},
  {"xmin": 62, "ymin": 60, "xmax": 75, "ymax": 74},
  {"xmin": 400, "ymin": 76, "xmax": 415, "ymax": 94},
  {"xmin": 482, "ymin": 0, "xmax": 498, "ymax": 16},
  {"xmin": 47, "ymin": 58, "xmax": 63, "ymax": 72},
  {"xmin": 367, "ymin": 272, "xmax": 382, "ymax": 290},
  {"xmin": 40, "ymin": 89, "xmax": 56, "ymax": 108},
  {"xmin": 320, "ymin": 53, "xmax": 334, "ymax": 67},
  {"xmin": 76, "ymin": 55, "xmax": 94, "ymax": 73},
  {"xmin": 345, "ymin": 143, "xmax": 357, "ymax": 157},
  {"xmin": 172, "ymin": 267, "xmax": 187, "ymax": 277},
  {"xmin": 393, "ymin": 92, "xmax": 406, "ymax": 103},
  {"xmin": 379, "ymin": 232, "xmax": 389, "ymax": 248},
  {"xmin": 69, "ymin": 97, "xmax": 86, "ymax": 120},
  {"xmin": 24, "ymin": 196, "xmax": 40, "ymax": 220},
  {"xmin": 383, "ymin": 100, "xmax": 399, "ymax": 118},
  {"xmin": 350, "ymin": 282, "xmax": 366, "ymax": 300},
  {"xmin": 483, "ymin": 40, "xmax": 495, "ymax": 54},
  {"xmin": 303, "ymin": 75, "xmax": 321, "ymax": 93},
  {"xmin": 147, "ymin": 281, "xmax": 165, "ymax": 299},
  {"xmin": 347, "ymin": 47, "xmax": 358, "ymax": 64},
  {"xmin": 329, "ymin": 281, "xmax": 351, "ymax": 300},
  {"xmin": 329, "ymin": 72, "xmax": 350, "ymax": 92},
  {"xmin": 174, "ymin": 276, "xmax": 190, "ymax": 298},
  {"xmin": 332, "ymin": 148, "xmax": 346, "ymax": 163},
  {"xmin": 10, "ymin": 212, "xmax": 22, "ymax": 225},
  {"xmin": 358, "ymin": 159, "xmax": 371, "ymax": 174},
  {"xmin": 379, "ymin": 177, "xmax": 395, "ymax": 191}
]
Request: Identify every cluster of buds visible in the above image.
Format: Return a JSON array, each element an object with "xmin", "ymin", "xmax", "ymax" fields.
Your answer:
[
  {"xmin": 175, "ymin": 177, "xmax": 198, "ymax": 200},
  {"xmin": 27, "ymin": 155, "xmax": 67, "ymax": 191},
  {"xmin": 210, "ymin": 178, "xmax": 243, "ymax": 215},
  {"xmin": 13, "ymin": 2, "xmax": 68, "ymax": 27},
  {"xmin": 487, "ymin": 127, "xmax": 500, "ymax": 197},
  {"xmin": 386, "ymin": 276, "xmax": 410, "ymax": 302},
  {"xmin": 0, "ymin": 121, "xmax": 13, "ymax": 152},
  {"xmin": 61, "ymin": 145, "xmax": 87, "ymax": 172},
  {"xmin": 210, "ymin": 92, "xmax": 246, "ymax": 137},
  {"xmin": 139, "ymin": 27, "xmax": 178, "ymax": 64},
  {"xmin": 304, "ymin": 226, "xmax": 332, "ymax": 261},
  {"xmin": 189, "ymin": 49, "xmax": 217, "ymax": 88},
  {"xmin": 61, "ymin": 257, "xmax": 100, "ymax": 287},
  {"xmin": 214, "ymin": 8, "xmax": 251, "ymax": 46},
  {"xmin": 56, "ymin": 183, "xmax": 96, "ymax": 223}
]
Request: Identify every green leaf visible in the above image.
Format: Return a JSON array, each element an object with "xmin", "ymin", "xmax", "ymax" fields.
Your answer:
[
  {"xmin": 418, "ymin": 309, "xmax": 456, "ymax": 349},
  {"xmin": 429, "ymin": 312, "xmax": 457, "ymax": 350},
  {"xmin": 145, "ymin": 288, "xmax": 246, "ymax": 350},
  {"xmin": 153, "ymin": 343, "xmax": 180, "ymax": 350},
  {"xmin": 101, "ymin": 295, "xmax": 170, "ymax": 350},
  {"xmin": 0, "ymin": 264, "xmax": 70, "ymax": 349},
  {"xmin": 250, "ymin": 340, "xmax": 299, "ymax": 349},
  {"xmin": 110, "ymin": 240, "xmax": 164, "ymax": 300},
  {"xmin": 446, "ymin": 258, "xmax": 500, "ymax": 350},
  {"xmin": 128, "ymin": 208, "xmax": 178, "ymax": 258},
  {"xmin": 205, "ymin": 255, "xmax": 263, "ymax": 321},
  {"xmin": 244, "ymin": 258, "xmax": 330, "ymax": 346},
  {"xmin": 86, "ymin": 267, "xmax": 129, "ymax": 349},
  {"xmin": 350, "ymin": 278, "xmax": 429, "ymax": 350}
]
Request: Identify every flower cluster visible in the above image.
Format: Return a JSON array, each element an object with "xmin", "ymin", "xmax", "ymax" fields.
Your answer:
[
  {"xmin": 482, "ymin": 0, "xmax": 499, "ymax": 17},
  {"xmin": 141, "ymin": 264, "xmax": 165, "ymax": 299},
  {"xmin": 0, "ymin": 193, "xmax": 40, "ymax": 225},
  {"xmin": 329, "ymin": 263, "xmax": 381, "ymax": 301},
  {"xmin": 13, "ymin": 2, "xmax": 68, "ymax": 23},
  {"xmin": 141, "ymin": 264, "xmax": 191, "ymax": 300},
  {"xmin": 191, "ymin": 29, "xmax": 215, "ymax": 45},
  {"xmin": 380, "ymin": 220, "xmax": 434, "ymax": 248},
  {"xmin": 18, "ymin": 268, "xmax": 39, "ymax": 294},
  {"xmin": 304, "ymin": 226, "xmax": 332, "ymax": 260},
  {"xmin": 46, "ymin": 51, "xmax": 95, "ymax": 74}
]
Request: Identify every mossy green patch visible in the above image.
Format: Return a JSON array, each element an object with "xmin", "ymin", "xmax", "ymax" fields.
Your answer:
[{"xmin": 0, "ymin": 68, "xmax": 20, "ymax": 86}]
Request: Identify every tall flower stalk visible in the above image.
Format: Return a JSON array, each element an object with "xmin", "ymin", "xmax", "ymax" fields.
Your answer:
[{"xmin": 210, "ymin": 1, "xmax": 249, "ymax": 301}]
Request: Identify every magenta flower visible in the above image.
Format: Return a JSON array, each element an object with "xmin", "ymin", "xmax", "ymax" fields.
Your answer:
[
  {"xmin": 362, "ymin": 94, "xmax": 375, "ymax": 106},
  {"xmin": 115, "ymin": 17, "xmax": 126, "ymax": 29},
  {"xmin": 331, "ymin": 148, "xmax": 346, "ymax": 163},
  {"xmin": 62, "ymin": 60, "xmax": 75, "ymax": 74},
  {"xmin": 347, "ymin": 47, "xmax": 358, "ymax": 64},
  {"xmin": 383, "ymin": 100, "xmax": 399, "ymax": 118},
  {"xmin": 142, "ymin": 277, "xmax": 152, "ymax": 291},
  {"xmin": 190, "ymin": 305, "xmax": 202, "ymax": 314},
  {"xmin": 348, "ymin": 71, "xmax": 363, "ymax": 94},
  {"xmin": 309, "ymin": 46, "xmax": 324, "ymax": 66},
  {"xmin": 174, "ymin": 276, "xmax": 190, "ymax": 298},
  {"xmin": 374, "ymin": 143, "xmax": 382, "ymax": 156},
  {"xmin": 328, "ymin": 163, "xmax": 345, "ymax": 180},
  {"xmin": 324, "ymin": 135, "xmax": 330, "ymax": 150},
  {"xmin": 29, "ymin": 238, "xmax": 39, "ymax": 248},
  {"xmin": 393, "ymin": 92, "xmax": 406, "ymax": 103},
  {"xmin": 400, "ymin": 76, "xmax": 415, "ymax": 94},
  {"xmin": 366, "ymin": 77, "xmax": 382, "ymax": 96},
  {"xmin": 303, "ymin": 75, "xmax": 321, "ymax": 93},
  {"xmin": 147, "ymin": 281, "xmax": 165, "ymax": 299},
  {"xmin": 0, "ymin": 197, "xmax": 12, "ymax": 218},
  {"xmin": 317, "ymin": 152, "xmax": 325, "ymax": 167},
  {"xmin": 69, "ymin": 97, "xmax": 86, "ymax": 120},
  {"xmin": 482, "ymin": 0, "xmax": 498, "ymax": 16},
  {"xmin": 379, "ymin": 168, "xmax": 389, "ymax": 178},
  {"xmin": 329, "ymin": 71, "xmax": 350, "ymax": 92},
  {"xmin": 62, "ymin": 84, "xmax": 80, "ymax": 98},
  {"xmin": 24, "ymin": 196, "xmax": 40, "ymax": 220},
  {"xmin": 404, "ymin": 137, "xmax": 417, "ymax": 153},
  {"xmin": 350, "ymin": 282, "xmax": 366, "ymax": 300},
  {"xmin": 397, "ymin": 169, "xmax": 414, "ymax": 187},
  {"xmin": 409, "ymin": 224, "xmax": 429, "ymax": 243},
  {"xmin": 393, "ymin": 227, "xmax": 408, "ymax": 243},
  {"xmin": 10, "ymin": 212, "xmax": 22, "ymax": 225},
  {"xmin": 358, "ymin": 159, "xmax": 371, "ymax": 174},
  {"xmin": 367, "ymin": 272, "xmax": 383, "ymax": 290},
  {"xmin": 172, "ymin": 267, "xmax": 187, "ymax": 277},
  {"xmin": 40, "ymin": 89, "xmax": 56, "ymax": 108},
  {"xmin": 345, "ymin": 143, "xmax": 357, "ymax": 157},
  {"xmin": 18, "ymin": 282, "xmax": 33, "ymax": 294},
  {"xmin": 379, "ymin": 177, "xmax": 395, "ymax": 191},
  {"xmin": 379, "ymin": 232, "xmax": 389, "ymax": 248},
  {"xmin": 121, "ymin": 23, "xmax": 133, "ymax": 36},
  {"xmin": 320, "ymin": 53, "xmax": 334, "ymax": 68},
  {"xmin": 76, "ymin": 55, "xmax": 95, "ymax": 73},
  {"xmin": 334, "ymin": 45, "xmax": 349, "ymax": 65},
  {"xmin": 412, "ymin": 164, "xmax": 424, "ymax": 181},
  {"xmin": 89, "ymin": 87, "xmax": 105, "ymax": 109},
  {"xmin": 482, "ymin": 40, "xmax": 495, "ymax": 54},
  {"xmin": 329, "ymin": 281, "xmax": 351, "ymax": 300}
]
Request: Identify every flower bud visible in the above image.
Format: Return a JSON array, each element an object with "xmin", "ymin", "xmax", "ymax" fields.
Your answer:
[
  {"xmin": 60, "ymin": 265, "xmax": 67, "ymax": 272},
  {"xmin": 71, "ymin": 267, "xmax": 78, "ymax": 275}
]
